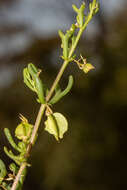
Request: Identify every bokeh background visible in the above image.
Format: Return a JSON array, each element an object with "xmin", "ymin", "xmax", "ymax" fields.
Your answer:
[{"xmin": 0, "ymin": 0, "xmax": 127, "ymax": 190}]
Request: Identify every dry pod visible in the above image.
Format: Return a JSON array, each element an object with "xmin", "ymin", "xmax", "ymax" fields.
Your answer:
[{"xmin": 82, "ymin": 63, "xmax": 95, "ymax": 73}]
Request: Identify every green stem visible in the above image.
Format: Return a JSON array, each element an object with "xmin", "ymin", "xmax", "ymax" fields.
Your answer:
[
  {"xmin": 11, "ymin": 162, "xmax": 27, "ymax": 190},
  {"xmin": 46, "ymin": 60, "xmax": 69, "ymax": 101},
  {"xmin": 29, "ymin": 104, "xmax": 46, "ymax": 145},
  {"xmin": 69, "ymin": 28, "xmax": 83, "ymax": 58}
]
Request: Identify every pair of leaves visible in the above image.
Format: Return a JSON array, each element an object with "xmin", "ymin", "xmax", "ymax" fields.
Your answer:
[
  {"xmin": 0, "ymin": 160, "xmax": 26, "ymax": 190},
  {"xmin": 23, "ymin": 63, "xmax": 45, "ymax": 104},
  {"xmin": 24, "ymin": 64, "xmax": 74, "ymax": 105},
  {"xmin": 45, "ymin": 112, "xmax": 68, "ymax": 141},
  {"xmin": 89, "ymin": 0, "xmax": 99, "ymax": 16},
  {"xmin": 59, "ymin": 0, "xmax": 99, "ymax": 62},
  {"xmin": 58, "ymin": 24, "xmax": 76, "ymax": 60},
  {"xmin": 49, "ymin": 75, "xmax": 74, "ymax": 105},
  {"xmin": 4, "ymin": 116, "xmax": 33, "ymax": 165},
  {"xmin": 58, "ymin": 3, "xmax": 86, "ymax": 60},
  {"xmin": 72, "ymin": 3, "xmax": 85, "ymax": 28},
  {"xmin": 4, "ymin": 129, "xmax": 27, "ymax": 166}
]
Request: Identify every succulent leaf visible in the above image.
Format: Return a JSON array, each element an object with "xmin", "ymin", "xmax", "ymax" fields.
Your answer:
[{"xmin": 0, "ymin": 159, "xmax": 7, "ymax": 185}]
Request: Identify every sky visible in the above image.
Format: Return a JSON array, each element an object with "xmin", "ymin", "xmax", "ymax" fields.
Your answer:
[
  {"xmin": 0, "ymin": 0, "xmax": 126, "ymax": 87},
  {"xmin": 0, "ymin": 0, "xmax": 125, "ymax": 58}
]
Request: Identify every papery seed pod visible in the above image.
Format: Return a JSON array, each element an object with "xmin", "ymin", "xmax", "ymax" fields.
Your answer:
[
  {"xmin": 45, "ymin": 112, "xmax": 68, "ymax": 141},
  {"xmin": 82, "ymin": 63, "xmax": 95, "ymax": 73},
  {"xmin": 15, "ymin": 122, "xmax": 33, "ymax": 143},
  {"xmin": 45, "ymin": 114, "xmax": 59, "ymax": 141}
]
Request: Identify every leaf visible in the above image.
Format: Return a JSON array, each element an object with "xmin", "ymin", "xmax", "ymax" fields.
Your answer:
[
  {"xmin": 72, "ymin": 3, "xmax": 85, "ymax": 28},
  {"xmin": 4, "ymin": 128, "xmax": 22, "ymax": 152},
  {"xmin": 1, "ymin": 182, "xmax": 11, "ymax": 190},
  {"xmin": 72, "ymin": 4, "xmax": 78, "ymax": 13},
  {"xmin": 49, "ymin": 75, "xmax": 74, "ymax": 105},
  {"xmin": 4, "ymin": 147, "xmax": 26, "ymax": 165},
  {"xmin": 28, "ymin": 64, "xmax": 45, "ymax": 104},
  {"xmin": 58, "ymin": 25, "xmax": 76, "ymax": 60},
  {"xmin": 23, "ymin": 63, "xmax": 45, "ymax": 104},
  {"xmin": 9, "ymin": 163, "xmax": 18, "ymax": 175},
  {"xmin": 44, "ymin": 112, "xmax": 68, "ymax": 141},
  {"xmin": 0, "ymin": 159, "xmax": 7, "ymax": 184}
]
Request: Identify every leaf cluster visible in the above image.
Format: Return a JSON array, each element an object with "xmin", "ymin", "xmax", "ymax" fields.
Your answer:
[{"xmin": 0, "ymin": 116, "xmax": 31, "ymax": 189}]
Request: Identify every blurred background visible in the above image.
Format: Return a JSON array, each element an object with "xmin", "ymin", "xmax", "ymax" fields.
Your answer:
[{"xmin": 0, "ymin": 0, "xmax": 127, "ymax": 190}]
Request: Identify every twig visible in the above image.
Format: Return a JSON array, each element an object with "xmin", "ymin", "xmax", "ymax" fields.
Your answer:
[{"xmin": 10, "ymin": 162, "xmax": 26, "ymax": 190}]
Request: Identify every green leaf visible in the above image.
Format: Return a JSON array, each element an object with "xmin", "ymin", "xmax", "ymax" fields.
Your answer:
[
  {"xmin": 44, "ymin": 112, "xmax": 68, "ymax": 141},
  {"xmin": 23, "ymin": 63, "xmax": 45, "ymax": 104},
  {"xmin": 58, "ymin": 24, "xmax": 76, "ymax": 60},
  {"xmin": 0, "ymin": 159, "xmax": 7, "ymax": 184},
  {"xmin": 49, "ymin": 75, "xmax": 74, "ymax": 105},
  {"xmin": 9, "ymin": 163, "xmax": 18, "ymax": 175},
  {"xmin": 72, "ymin": 3, "xmax": 85, "ymax": 28},
  {"xmin": 72, "ymin": 4, "xmax": 78, "ymax": 13},
  {"xmin": 4, "ymin": 128, "xmax": 22, "ymax": 152},
  {"xmin": 1, "ymin": 182, "xmax": 11, "ymax": 190},
  {"xmin": 28, "ymin": 63, "xmax": 45, "ymax": 104},
  {"xmin": 4, "ymin": 147, "xmax": 21, "ymax": 165},
  {"xmin": 58, "ymin": 30, "xmax": 69, "ymax": 59},
  {"xmin": 23, "ymin": 68, "xmax": 36, "ymax": 92},
  {"xmin": 89, "ymin": 1, "xmax": 99, "ymax": 15}
]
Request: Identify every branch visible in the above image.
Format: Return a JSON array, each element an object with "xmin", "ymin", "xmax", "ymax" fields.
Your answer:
[
  {"xmin": 10, "ymin": 1, "xmax": 99, "ymax": 189},
  {"xmin": 10, "ymin": 28, "xmax": 82, "ymax": 190}
]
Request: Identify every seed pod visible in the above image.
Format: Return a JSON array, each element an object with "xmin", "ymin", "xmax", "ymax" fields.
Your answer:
[
  {"xmin": 15, "ymin": 122, "xmax": 33, "ymax": 143},
  {"xmin": 45, "ymin": 112, "xmax": 68, "ymax": 141},
  {"xmin": 45, "ymin": 114, "xmax": 59, "ymax": 141},
  {"xmin": 82, "ymin": 63, "xmax": 95, "ymax": 73}
]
